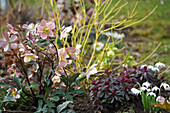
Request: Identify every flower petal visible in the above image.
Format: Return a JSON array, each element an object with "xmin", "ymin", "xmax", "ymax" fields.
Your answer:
[
  {"xmin": 4, "ymin": 44, "xmax": 9, "ymax": 52},
  {"xmin": 40, "ymin": 19, "xmax": 47, "ymax": 27},
  {"xmin": 10, "ymin": 35, "xmax": 18, "ymax": 42},
  {"xmin": 10, "ymin": 43, "xmax": 18, "ymax": 49},
  {"xmin": 47, "ymin": 22, "xmax": 55, "ymax": 30},
  {"xmin": 41, "ymin": 32, "xmax": 48, "ymax": 40}
]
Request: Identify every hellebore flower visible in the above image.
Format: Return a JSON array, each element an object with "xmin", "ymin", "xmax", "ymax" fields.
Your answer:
[
  {"xmin": 52, "ymin": 75, "xmax": 61, "ymax": 84},
  {"xmin": 22, "ymin": 23, "xmax": 39, "ymax": 36},
  {"xmin": 93, "ymin": 42, "xmax": 104, "ymax": 51},
  {"xmin": 0, "ymin": 33, "xmax": 18, "ymax": 52},
  {"xmin": 156, "ymin": 96, "xmax": 165, "ymax": 104},
  {"xmin": 60, "ymin": 26, "xmax": 72, "ymax": 40},
  {"xmin": 142, "ymin": 82, "xmax": 151, "ymax": 88},
  {"xmin": 160, "ymin": 83, "xmax": 170, "ymax": 91},
  {"xmin": 7, "ymin": 87, "xmax": 20, "ymax": 100},
  {"xmin": 7, "ymin": 24, "xmax": 18, "ymax": 35},
  {"xmin": 131, "ymin": 88, "xmax": 141, "ymax": 95},
  {"xmin": 86, "ymin": 64, "xmax": 98, "ymax": 81},
  {"xmin": 155, "ymin": 62, "xmax": 165, "ymax": 68},
  {"xmin": 58, "ymin": 48, "xmax": 70, "ymax": 67},
  {"xmin": 21, "ymin": 53, "xmax": 38, "ymax": 62},
  {"xmin": 38, "ymin": 19, "xmax": 55, "ymax": 40}
]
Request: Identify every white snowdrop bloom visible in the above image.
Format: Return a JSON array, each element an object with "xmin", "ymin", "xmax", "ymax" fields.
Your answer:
[
  {"xmin": 160, "ymin": 83, "xmax": 170, "ymax": 91},
  {"xmin": 142, "ymin": 82, "xmax": 151, "ymax": 88},
  {"xmin": 147, "ymin": 92, "xmax": 156, "ymax": 97},
  {"xmin": 140, "ymin": 64, "xmax": 147, "ymax": 69},
  {"xmin": 152, "ymin": 86, "xmax": 160, "ymax": 92},
  {"xmin": 105, "ymin": 32, "xmax": 125, "ymax": 39},
  {"xmin": 131, "ymin": 88, "xmax": 141, "ymax": 95},
  {"xmin": 155, "ymin": 62, "xmax": 165, "ymax": 68},
  {"xmin": 140, "ymin": 87, "xmax": 147, "ymax": 92},
  {"xmin": 147, "ymin": 88, "xmax": 151, "ymax": 92},
  {"xmin": 147, "ymin": 65, "xmax": 159, "ymax": 72},
  {"xmin": 93, "ymin": 42, "xmax": 104, "ymax": 51}
]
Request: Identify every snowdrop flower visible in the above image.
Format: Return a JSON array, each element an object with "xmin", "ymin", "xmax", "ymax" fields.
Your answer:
[
  {"xmin": 147, "ymin": 92, "xmax": 156, "ymax": 97},
  {"xmin": 140, "ymin": 87, "xmax": 147, "ymax": 92},
  {"xmin": 142, "ymin": 82, "xmax": 151, "ymax": 88},
  {"xmin": 21, "ymin": 53, "xmax": 38, "ymax": 63},
  {"xmin": 52, "ymin": 75, "xmax": 61, "ymax": 84},
  {"xmin": 155, "ymin": 62, "xmax": 165, "ymax": 68},
  {"xmin": 93, "ymin": 42, "xmax": 104, "ymax": 51},
  {"xmin": 131, "ymin": 88, "xmax": 141, "ymax": 95},
  {"xmin": 86, "ymin": 64, "xmax": 98, "ymax": 81},
  {"xmin": 105, "ymin": 32, "xmax": 125, "ymax": 39},
  {"xmin": 60, "ymin": 26, "xmax": 72, "ymax": 40},
  {"xmin": 160, "ymin": 83, "xmax": 170, "ymax": 91},
  {"xmin": 0, "ymin": 33, "xmax": 18, "ymax": 52},
  {"xmin": 147, "ymin": 65, "xmax": 159, "ymax": 72},
  {"xmin": 152, "ymin": 86, "xmax": 160, "ymax": 92},
  {"xmin": 107, "ymin": 50, "xmax": 115, "ymax": 56},
  {"xmin": 140, "ymin": 64, "xmax": 147, "ymax": 69}
]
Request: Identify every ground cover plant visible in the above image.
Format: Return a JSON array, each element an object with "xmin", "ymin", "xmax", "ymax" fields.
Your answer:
[{"xmin": 0, "ymin": 0, "xmax": 169, "ymax": 113}]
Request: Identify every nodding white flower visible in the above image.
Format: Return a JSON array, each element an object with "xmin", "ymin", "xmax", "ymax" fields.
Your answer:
[
  {"xmin": 140, "ymin": 64, "xmax": 147, "ymax": 69},
  {"xmin": 105, "ymin": 32, "xmax": 125, "ymax": 39},
  {"xmin": 86, "ymin": 64, "xmax": 98, "ymax": 81},
  {"xmin": 131, "ymin": 88, "xmax": 141, "ymax": 95},
  {"xmin": 147, "ymin": 92, "xmax": 156, "ymax": 97},
  {"xmin": 140, "ymin": 87, "xmax": 147, "ymax": 92},
  {"xmin": 21, "ymin": 53, "xmax": 38, "ymax": 63},
  {"xmin": 93, "ymin": 42, "xmax": 104, "ymax": 51},
  {"xmin": 147, "ymin": 65, "xmax": 159, "ymax": 72},
  {"xmin": 156, "ymin": 96, "xmax": 165, "ymax": 104},
  {"xmin": 52, "ymin": 75, "xmax": 61, "ymax": 84},
  {"xmin": 142, "ymin": 82, "xmax": 151, "ymax": 88},
  {"xmin": 155, "ymin": 62, "xmax": 165, "ymax": 68},
  {"xmin": 160, "ymin": 83, "xmax": 170, "ymax": 91},
  {"xmin": 60, "ymin": 26, "xmax": 72, "ymax": 40},
  {"xmin": 147, "ymin": 89, "xmax": 151, "ymax": 92},
  {"xmin": 152, "ymin": 86, "xmax": 160, "ymax": 92}
]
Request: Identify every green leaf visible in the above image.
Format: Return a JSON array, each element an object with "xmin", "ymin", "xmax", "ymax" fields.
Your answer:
[
  {"xmin": 68, "ymin": 73, "xmax": 80, "ymax": 84},
  {"xmin": 51, "ymin": 89, "xmax": 65, "ymax": 96},
  {"xmin": 74, "ymin": 89, "xmax": 85, "ymax": 94},
  {"xmin": 49, "ymin": 96, "xmax": 60, "ymax": 102},
  {"xmin": 0, "ymin": 82, "xmax": 14, "ymax": 88},
  {"xmin": 66, "ymin": 94, "xmax": 73, "ymax": 101},
  {"xmin": 57, "ymin": 101, "xmax": 73, "ymax": 113},
  {"xmin": 61, "ymin": 109, "xmax": 75, "ymax": 113},
  {"xmin": 26, "ymin": 84, "xmax": 39, "ymax": 89},
  {"xmin": 37, "ymin": 95, "xmax": 46, "ymax": 98},
  {"xmin": 2, "ymin": 95, "xmax": 16, "ymax": 102},
  {"xmin": 13, "ymin": 75, "xmax": 21, "ymax": 88}
]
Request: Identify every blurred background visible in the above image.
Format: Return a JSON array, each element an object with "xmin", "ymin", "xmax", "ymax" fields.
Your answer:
[{"xmin": 0, "ymin": 0, "xmax": 169, "ymax": 77}]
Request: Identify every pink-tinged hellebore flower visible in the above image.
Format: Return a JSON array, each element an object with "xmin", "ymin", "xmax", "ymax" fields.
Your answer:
[
  {"xmin": 0, "ymin": 33, "xmax": 18, "ymax": 52},
  {"xmin": 65, "ymin": 47, "xmax": 77, "ymax": 60},
  {"xmin": 7, "ymin": 24, "xmax": 18, "ymax": 35},
  {"xmin": 21, "ymin": 53, "xmax": 38, "ymax": 62},
  {"xmin": 22, "ymin": 23, "xmax": 39, "ymax": 36},
  {"xmin": 38, "ymin": 19, "xmax": 55, "ymax": 40},
  {"xmin": 7, "ymin": 87, "xmax": 20, "ymax": 100},
  {"xmin": 86, "ymin": 64, "xmax": 98, "ymax": 81},
  {"xmin": 55, "ymin": 67, "xmax": 64, "ymax": 76},
  {"xmin": 60, "ymin": 26, "xmax": 72, "ymax": 40},
  {"xmin": 52, "ymin": 75, "xmax": 61, "ymax": 84},
  {"xmin": 58, "ymin": 48, "xmax": 70, "ymax": 67}
]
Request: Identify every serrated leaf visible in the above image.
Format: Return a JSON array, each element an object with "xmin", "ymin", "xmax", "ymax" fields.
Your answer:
[
  {"xmin": 13, "ymin": 75, "xmax": 21, "ymax": 88},
  {"xmin": 57, "ymin": 101, "xmax": 73, "ymax": 113}
]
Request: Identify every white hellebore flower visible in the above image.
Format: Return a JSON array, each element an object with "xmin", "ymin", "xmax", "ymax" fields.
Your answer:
[
  {"xmin": 147, "ymin": 92, "xmax": 156, "ymax": 97},
  {"xmin": 60, "ymin": 26, "xmax": 72, "ymax": 40},
  {"xmin": 105, "ymin": 32, "xmax": 125, "ymax": 39},
  {"xmin": 156, "ymin": 96, "xmax": 165, "ymax": 104},
  {"xmin": 147, "ymin": 65, "xmax": 159, "ymax": 72},
  {"xmin": 86, "ymin": 64, "xmax": 98, "ymax": 81},
  {"xmin": 52, "ymin": 75, "xmax": 61, "ymax": 84},
  {"xmin": 160, "ymin": 83, "xmax": 170, "ymax": 91},
  {"xmin": 155, "ymin": 62, "xmax": 165, "ymax": 68},
  {"xmin": 131, "ymin": 88, "xmax": 141, "ymax": 95},
  {"xmin": 152, "ymin": 86, "xmax": 160, "ymax": 92},
  {"xmin": 142, "ymin": 82, "xmax": 151, "ymax": 88},
  {"xmin": 93, "ymin": 42, "xmax": 104, "ymax": 51}
]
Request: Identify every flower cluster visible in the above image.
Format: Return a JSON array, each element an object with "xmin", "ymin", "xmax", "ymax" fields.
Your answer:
[{"xmin": 140, "ymin": 62, "xmax": 165, "ymax": 72}]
